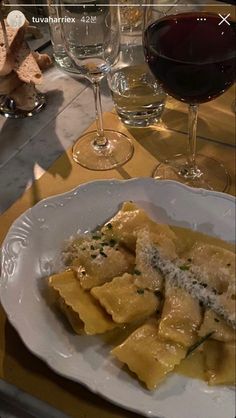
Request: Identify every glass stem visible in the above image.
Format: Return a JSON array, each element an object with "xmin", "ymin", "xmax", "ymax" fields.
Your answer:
[
  {"xmin": 187, "ymin": 104, "xmax": 199, "ymax": 175},
  {"xmin": 92, "ymin": 80, "xmax": 108, "ymax": 148}
]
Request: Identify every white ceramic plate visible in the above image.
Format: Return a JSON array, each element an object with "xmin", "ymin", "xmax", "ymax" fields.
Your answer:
[{"xmin": 0, "ymin": 179, "xmax": 235, "ymax": 418}]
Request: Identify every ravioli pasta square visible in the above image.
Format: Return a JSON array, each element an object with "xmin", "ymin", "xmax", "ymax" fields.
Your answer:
[
  {"xmin": 112, "ymin": 320, "xmax": 186, "ymax": 390},
  {"xmin": 203, "ymin": 340, "xmax": 236, "ymax": 385},
  {"xmin": 58, "ymin": 297, "xmax": 84, "ymax": 334},
  {"xmin": 79, "ymin": 247, "xmax": 135, "ymax": 289},
  {"xmin": 91, "ymin": 273, "xmax": 160, "ymax": 324},
  {"xmin": 48, "ymin": 270, "xmax": 117, "ymax": 335},
  {"xmin": 199, "ymin": 310, "xmax": 235, "ymax": 343},
  {"xmin": 186, "ymin": 242, "xmax": 235, "ymax": 294},
  {"xmin": 64, "ymin": 233, "xmax": 135, "ymax": 289},
  {"xmin": 158, "ymin": 285, "xmax": 202, "ymax": 347},
  {"xmin": 101, "ymin": 202, "xmax": 177, "ymax": 252},
  {"xmin": 134, "ymin": 228, "xmax": 177, "ymax": 291}
]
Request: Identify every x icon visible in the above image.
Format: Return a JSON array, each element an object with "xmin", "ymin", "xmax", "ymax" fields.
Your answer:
[{"xmin": 218, "ymin": 13, "xmax": 231, "ymax": 26}]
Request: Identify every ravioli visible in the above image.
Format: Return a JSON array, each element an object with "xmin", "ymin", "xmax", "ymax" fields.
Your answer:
[
  {"xmin": 58, "ymin": 297, "xmax": 84, "ymax": 334},
  {"xmin": 186, "ymin": 242, "xmax": 235, "ymax": 294},
  {"xmin": 218, "ymin": 282, "xmax": 236, "ymax": 327},
  {"xmin": 158, "ymin": 285, "xmax": 202, "ymax": 347},
  {"xmin": 91, "ymin": 273, "xmax": 160, "ymax": 324},
  {"xmin": 101, "ymin": 201, "xmax": 177, "ymax": 252},
  {"xmin": 134, "ymin": 228, "xmax": 177, "ymax": 291},
  {"xmin": 48, "ymin": 270, "xmax": 117, "ymax": 335},
  {"xmin": 112, "ymin": 320, "xmax": 186, "ymax": 389},
  {"xmin": 47, "ymin": 201, "xmax": 235, "ymax": 391},
  {"xmin": 204, "ymin": 340, "xmax": 236, "ymax": 385},
  {"xmin": 65, "ymin": 235, "xmax": 135, "ymax": 290},
  {"xmin": 199, "ymin": 310, "xmax": 235, "ymax": 343}
]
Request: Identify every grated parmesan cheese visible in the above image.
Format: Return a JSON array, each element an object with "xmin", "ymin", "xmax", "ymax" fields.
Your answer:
[{"xmin": 138, "ymin": 229, "xmax": 236, "ymax": 329}]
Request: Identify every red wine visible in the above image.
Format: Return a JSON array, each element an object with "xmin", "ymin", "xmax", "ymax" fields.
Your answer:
[{"xmin": 143, "ymin": 13, "xmax": 236, "ymax": 103}]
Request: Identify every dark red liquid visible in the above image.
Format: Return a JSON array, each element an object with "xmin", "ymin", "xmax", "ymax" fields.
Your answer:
[{"xmin": 143, "ymin": 13, "xmax": 236, "ymax": 103}]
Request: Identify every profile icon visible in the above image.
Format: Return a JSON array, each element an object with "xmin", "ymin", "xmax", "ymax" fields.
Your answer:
[{"xmin": 7, "ymin": 10, "xmax": 26, "ymax": 28}]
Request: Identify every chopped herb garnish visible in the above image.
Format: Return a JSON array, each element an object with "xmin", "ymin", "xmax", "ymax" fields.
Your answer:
[
  {"xmin": 137, "ymin": 288, "xmax": 145, "ymax": 295},
  {"xmin": 107, "ymin": 223, "xmax": 113, "ymax": 229},
  {"xmin": 180, "ymin": 264, "xmax": 190, "ymax": 271},
  {"xmin": 154, "ymin": 290, "xmax": 162, "ymax": 298},
  {"xmin": 186, "ymin": 332, "xmax": 214, "ymax": 357},
  {"xmin": 109, "ymin": 238, "xmax": 116, "ymax": 247},
  {"xmin": 214, "ymin": 318, "xmax": 220, "ymax": 323},
  {"xmin": 134, "ymin": 269, "xmax": 141, "ymax": 276},
  {"xmin": 91, "ymin": 254, "xmax": 97, "ymax": 259},
  {"xmin": 100, "ymin": 250, "xmax": 107, "ymax": 258}
]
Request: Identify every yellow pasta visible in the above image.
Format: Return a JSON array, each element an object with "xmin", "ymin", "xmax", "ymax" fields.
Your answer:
[
  {"xmin": 199, "ymin": 310, "xmax": 235, "ymax": 343},
  {"xmin": 134, "ymin": 228, "xmax": 177, "ymax": 291},
  {"xmin": 186, "ymin": 242, "xmax": 235, "ymax": 294},
  {"xmin": 112, "ymin": 320, "xmax": 186, "ymax": 389},
  {"xmin": 101, "ymin": 201, "xmax": 177, "ymax": 252},
  {"xmin": 46, "ymin": 201, "xmax": 235, "ymax": 390},
  {"xmin": 57, "ymin": 297, "xmax": 84, "ymax": 334},
  {"xmin": 204, "ymin": 340, "xmax": 236, "ymax": 385},
  {"xmin": 158, "ymin": 286, "xmax": 202, "ymax": 347},
  {"xmin": 69, "ymin": 243, "xmax": 135, "ymax": 290},
  {"xmin": 91, "ymin": 273, "xmax": 160, "ymax": 324},
  {"xmin": 48, "ymin": 270, "xmax": 117, "ymax": 335}
]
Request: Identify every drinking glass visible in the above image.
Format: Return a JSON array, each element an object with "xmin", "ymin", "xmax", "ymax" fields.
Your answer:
[
  {"xmin": 107, "ymin": 31, "xmax": 166, "ymax": 127},
  {"xmin": 57, "ymin": 1, "xmax": 134, "ymax": 170},
  {"xmin": 48, "ymin": 0, "xmax": 75, "ymax": 71},
  {"xmin": 143, "ymin": 1, "xmax": 236, "ymax": 191},
  {"xmin": 119, "ymin": 0, "xmax": 143, "ymax": 32}
]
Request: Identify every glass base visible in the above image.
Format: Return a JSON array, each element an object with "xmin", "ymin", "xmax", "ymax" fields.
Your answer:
[
  {"xmin": 72, "ymin": 129, "xmax": 134, "ymax": 171},
  {"xmin": 0, "ymin": 93, "xmax": 46, "ymax": 119},
  {"xmin": 153, "ymin": 154, "xmax": 230, "ymax": 192},
  {"xmin": 116, "ymin": 104, "xmax": 165, "ymax": 128}
]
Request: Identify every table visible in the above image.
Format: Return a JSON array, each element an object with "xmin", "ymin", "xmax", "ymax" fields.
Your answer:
[
  {"xmin": 0, "ymin": 65, "xmax": 235, "ymax": 418},
  {"xmin": 0, "ymin": 64, "xmax": 113, "ymax": 215}
]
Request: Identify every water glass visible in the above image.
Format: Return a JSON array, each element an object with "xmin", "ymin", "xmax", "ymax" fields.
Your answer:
[
  {"xmin": 55, "ymin": 0, "xmax": 134, "ymax": 170},
  {"xmin": 119, "ymin": 0, "xmax": 143, "ymax": 32},
  {"xmin": 48, "ymin": 0, "xmax": 75, "ymax": 72},
  {"xmin": 108, "ymin": 33, "xmax": 166, "ymax": 127}
]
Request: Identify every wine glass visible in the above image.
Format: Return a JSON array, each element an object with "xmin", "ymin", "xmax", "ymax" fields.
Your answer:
[
  {"xmin": 57, "ymin": 1, "xmax": 134, "ymax": 170},
  {"xmin": 143, "ymin": 1, "xmax": 235, "ymax": 191}
]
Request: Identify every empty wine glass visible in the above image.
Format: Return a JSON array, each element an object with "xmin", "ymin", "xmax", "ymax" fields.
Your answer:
[
  {"xmin": 57, "ymin": 1, "xmax": 134, "ymax": 170},
  {"xmin": 143, "ymin": 1, "xmax": 235, "ymax": 191}
]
